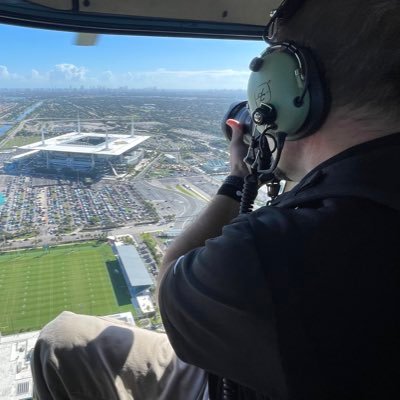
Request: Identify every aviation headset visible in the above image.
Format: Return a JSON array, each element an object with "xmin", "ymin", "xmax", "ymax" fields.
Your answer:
[{"xmin": 247, "ymin": 0, "xmax": 330, "ymax": 141}]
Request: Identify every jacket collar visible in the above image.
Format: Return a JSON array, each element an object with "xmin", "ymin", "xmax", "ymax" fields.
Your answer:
[{"xmin": 270, "ymin": 132, "xmax": 400, "ymax": 211}]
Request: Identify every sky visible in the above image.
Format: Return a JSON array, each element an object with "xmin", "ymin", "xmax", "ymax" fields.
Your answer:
[{"xmin": 0, "ymin": 24, "xmax": 266, "ymax": 90}]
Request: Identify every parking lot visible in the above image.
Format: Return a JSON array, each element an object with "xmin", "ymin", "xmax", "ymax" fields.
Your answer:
[
  {"xmin": 0, "ymin": 172, "xmax": 218, "ymax": 245},
  {"xmin": 0, "ymin": 176, "xmax": 161, "ymax": 239}
]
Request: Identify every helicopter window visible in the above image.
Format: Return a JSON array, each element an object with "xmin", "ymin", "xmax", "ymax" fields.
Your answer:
[{"xmin": 0, "ymin": 23, "xmax": 266, "ymax": 397}]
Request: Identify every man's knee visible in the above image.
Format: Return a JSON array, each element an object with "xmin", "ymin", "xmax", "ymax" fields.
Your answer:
[
  {"xmin": 31, "ymin": 311, "xmax": 136, "ymax": 399},
  {"xmin": 41, "ymin": 311, "xmax": 122, "ymax": 348},
  {"xmin": 31, "ymin": 312, "xmax": 208, "ymax": 400}
]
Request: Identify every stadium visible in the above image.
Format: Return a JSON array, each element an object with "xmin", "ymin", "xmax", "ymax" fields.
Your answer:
[{"xmin": 6, "ymin": 125, "xmax": 149, "ymax": 177}]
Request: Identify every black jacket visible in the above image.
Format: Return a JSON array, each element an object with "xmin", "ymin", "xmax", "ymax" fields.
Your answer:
[{"xmin": 159, "ymin": 133, "xmax": 400, "ymax": 400}]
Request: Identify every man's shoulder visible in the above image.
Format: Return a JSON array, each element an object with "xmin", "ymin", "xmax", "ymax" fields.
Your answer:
[
  {"xmin": 239, "ymin": 196, "xmax": 398, "ymax": 266},
  {"xmin": 271, "ymin": 132, "xmax": 400, "ymax": 211}
]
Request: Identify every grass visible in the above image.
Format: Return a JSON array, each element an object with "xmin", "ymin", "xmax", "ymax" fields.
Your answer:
[
  {"xmin": 0, "ymin": 242, "xmax": 136, "ymax": 335},
  {"xmin": 176, "ymin": 184, "xmax": 196, "ymax": 198},
  {"xmin": 0, "ymin": 135, "xmax": 42, "ymax": 149},
  {"xmin": 175, "ymin": 184, "xmax": 208, "ymax": 202}
]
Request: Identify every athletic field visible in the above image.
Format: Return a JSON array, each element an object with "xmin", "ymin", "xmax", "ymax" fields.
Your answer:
[{"xmin": 0, "ymin": 242, "xmax": 136, "ymax": 335}]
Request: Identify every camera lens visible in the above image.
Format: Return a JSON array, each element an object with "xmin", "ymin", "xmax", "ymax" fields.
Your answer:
[{"xmin": 221, "ymin": 101, "xmax": 252, "ymax": 141}]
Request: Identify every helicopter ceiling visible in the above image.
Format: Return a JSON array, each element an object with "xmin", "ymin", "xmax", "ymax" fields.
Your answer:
[{"xmin": 0, "ymin": 0, "xmax": 282, "ymax": 42}]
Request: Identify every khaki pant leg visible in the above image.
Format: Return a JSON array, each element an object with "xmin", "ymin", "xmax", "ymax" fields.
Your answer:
[{"xmin": 31, "ymin": 311, "xmax": 208, "ymax": 400}]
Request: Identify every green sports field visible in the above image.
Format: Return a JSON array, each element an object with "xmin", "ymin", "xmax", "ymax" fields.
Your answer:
[{"xmin": 0, "ymin": 242, "xmax": 136, "ymax": 335}]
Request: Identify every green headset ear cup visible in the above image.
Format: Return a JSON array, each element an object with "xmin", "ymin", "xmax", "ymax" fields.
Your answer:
[
  {"xmin": 294, "ymin": 46, "xmax": 330, "ymax": 139},
  {"xmin": 247, "ymin": 48, "xmax": 310, "ymax": 138},
  {"xmin": 247, "ymin": 43, "xmax": 330, "ymax": 140}
]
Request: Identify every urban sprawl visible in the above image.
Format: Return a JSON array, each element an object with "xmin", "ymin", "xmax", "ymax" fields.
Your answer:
[{"xmin": 0, "ymin": 89, "xmax": 270, "ymax": 331}]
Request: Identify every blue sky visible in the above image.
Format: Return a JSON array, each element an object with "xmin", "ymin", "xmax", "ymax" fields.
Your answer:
[{"xmin": 0, "ymin": 24, "xmax": 266, "ymax": 90}]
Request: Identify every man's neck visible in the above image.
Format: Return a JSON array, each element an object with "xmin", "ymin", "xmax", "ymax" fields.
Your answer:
[{"xmin": 295, "ymin": 113, "xmax": 400, "ymax": 179}]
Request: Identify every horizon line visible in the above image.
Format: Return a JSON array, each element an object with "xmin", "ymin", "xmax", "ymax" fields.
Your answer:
[{"xmin": 0, "ymin": 87, "xmax": 246, "ymax": 92}]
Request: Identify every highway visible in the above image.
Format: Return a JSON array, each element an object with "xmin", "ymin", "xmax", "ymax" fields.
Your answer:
[{"xmin": 134, "ymin": 179, "xmax": 206, "ymax": 229}]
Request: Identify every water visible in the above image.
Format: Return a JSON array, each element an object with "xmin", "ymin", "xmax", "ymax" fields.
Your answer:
[
  {"xmin": 0, "ymin": 101, "xmax": 43, "ymax": 137},
  {"xmin": 0, "ymin": 193, "xmax": 5, "ymax": 206},
  {"xmin": 15, "ymin": 101, "xmax": 43, "ymax": 122},
  {"xmin": 0, "ymin": 124, "xmax": 12, "ymax": 137}
]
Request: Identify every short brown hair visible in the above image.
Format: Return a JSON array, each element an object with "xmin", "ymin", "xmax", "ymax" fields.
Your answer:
[{"xmin": 276, "ymin": 0, "xmax": 400, "ymax": 124}]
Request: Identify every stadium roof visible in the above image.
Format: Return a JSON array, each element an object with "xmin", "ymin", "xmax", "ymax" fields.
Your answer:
[
  {"xmin": 12, "ymin": 149, "xmax": 40, "ymax": 160},
  {"xmin": 17, "ymin": 132, "xmax": 149, "ymax": 156},
  {"xmin": 114, "ymin": 243, "xmax": 153, "ymax": 288}
]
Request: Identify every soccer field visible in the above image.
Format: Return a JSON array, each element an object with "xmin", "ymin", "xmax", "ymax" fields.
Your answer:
[{"xmin": 0, "ymin": 242, "xmax": 136, "ymax": 335}]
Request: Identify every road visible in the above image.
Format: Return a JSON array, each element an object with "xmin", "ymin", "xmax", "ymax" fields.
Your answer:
[
  {"xmin": 134, "ymin": 154, "xmax": 163, "ymax": 180},
  {"xmin": 135, "ymin": 179, "xmax": 206, "ymax": 229}
]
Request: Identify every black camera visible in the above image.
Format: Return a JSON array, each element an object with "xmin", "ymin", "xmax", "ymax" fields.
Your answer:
[
  {"xmin": 221, "ymin": 101, "xmax": 253, "ymax": 144},
  {"xmin": 221, "ymin": 100, "xmax": 286, "ymax": 184},
  {"xmin": 221, "ymin": 100, "xmax": 280, "ymax": 145}
]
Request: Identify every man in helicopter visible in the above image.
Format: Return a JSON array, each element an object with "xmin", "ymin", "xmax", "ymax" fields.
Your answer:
[{"xmin": 31, "ymin": 1, "xmax": 400, "ymax": 399}]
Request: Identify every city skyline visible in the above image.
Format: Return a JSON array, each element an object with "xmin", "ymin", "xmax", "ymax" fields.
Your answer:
[{"xmin": 0, "ymin": 24, "xmax": 266, "ymax": 90}]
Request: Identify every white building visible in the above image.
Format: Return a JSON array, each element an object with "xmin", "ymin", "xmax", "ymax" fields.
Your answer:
[{"xmin": 7, "ymin": 131, "xmax": 149, "ymax": 176}]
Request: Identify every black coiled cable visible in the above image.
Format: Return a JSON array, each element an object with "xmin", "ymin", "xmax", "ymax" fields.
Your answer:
[
  {"xmin": 239, "ymin": 173, "xmax": 259, "ymax": 214},
  {"xmin": 221, "ymin": 176, "xmax": 259, "ymax": 400},
  {"xmin": 222, "ymin": 377, "xmax": 237, "ymax": 400},
  {"xmin": 220, "ymin": 131, "xmax": 286, "ymax": 399}
]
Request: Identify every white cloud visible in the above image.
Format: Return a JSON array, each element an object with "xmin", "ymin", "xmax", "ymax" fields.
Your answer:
[
  {"xmin": 101, "ymin": 70, "xmax": 114, "ymax": 80},
  {"xmin": 51, "ymin": 63, "xmax": 88, "ymax": 82},
  {"xmin": 121, "ymin": 68, "xmax": 250, "ymax": 89},
  {"xmin": 31, "ymin": 69, "xmax": 40, "ymax": 79},
  {"xmin": 0, "ymin": 65, "xmax": 23, "ymax": 82},
  {"xmin": 148, "ymin": 68, "xmax": 248, "ymax": 78},
  {"xmin": 31, "ymin": 69, "xmax": 48, "ymax": 81},
  {"xmin": 0, "ymin": 65, "xmax": 10, "ymax": 79},
  {"xmin": 0, "ymin": 65, "xmax": 249, "ymax": 89}
]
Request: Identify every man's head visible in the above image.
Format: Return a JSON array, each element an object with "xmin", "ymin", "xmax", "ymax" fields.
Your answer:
[
  {"xmin": 275, "ymin": 0, "xmax": 400, "ymax": 126},
  {"xmin": 271, "ymin": 0, "xmax": 400, "ymax": 180}
]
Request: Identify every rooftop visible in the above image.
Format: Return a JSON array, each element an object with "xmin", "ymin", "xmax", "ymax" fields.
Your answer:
[
  {"xmin": 14, "ymin": 132, "xmax": 149, "ymax": 157},
  {"xmin": 0, "ymin": 330, "xmax": 38, "ymax": 400},
  {"xmin": 114, "ymin": 243, "xmax": 153, "ymax": 288}
]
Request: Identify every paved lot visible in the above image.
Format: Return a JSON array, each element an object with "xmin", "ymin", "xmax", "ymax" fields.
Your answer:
[{"xmin": 0, "ymin": 173, "xmax": 215, "ymax": 250}]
